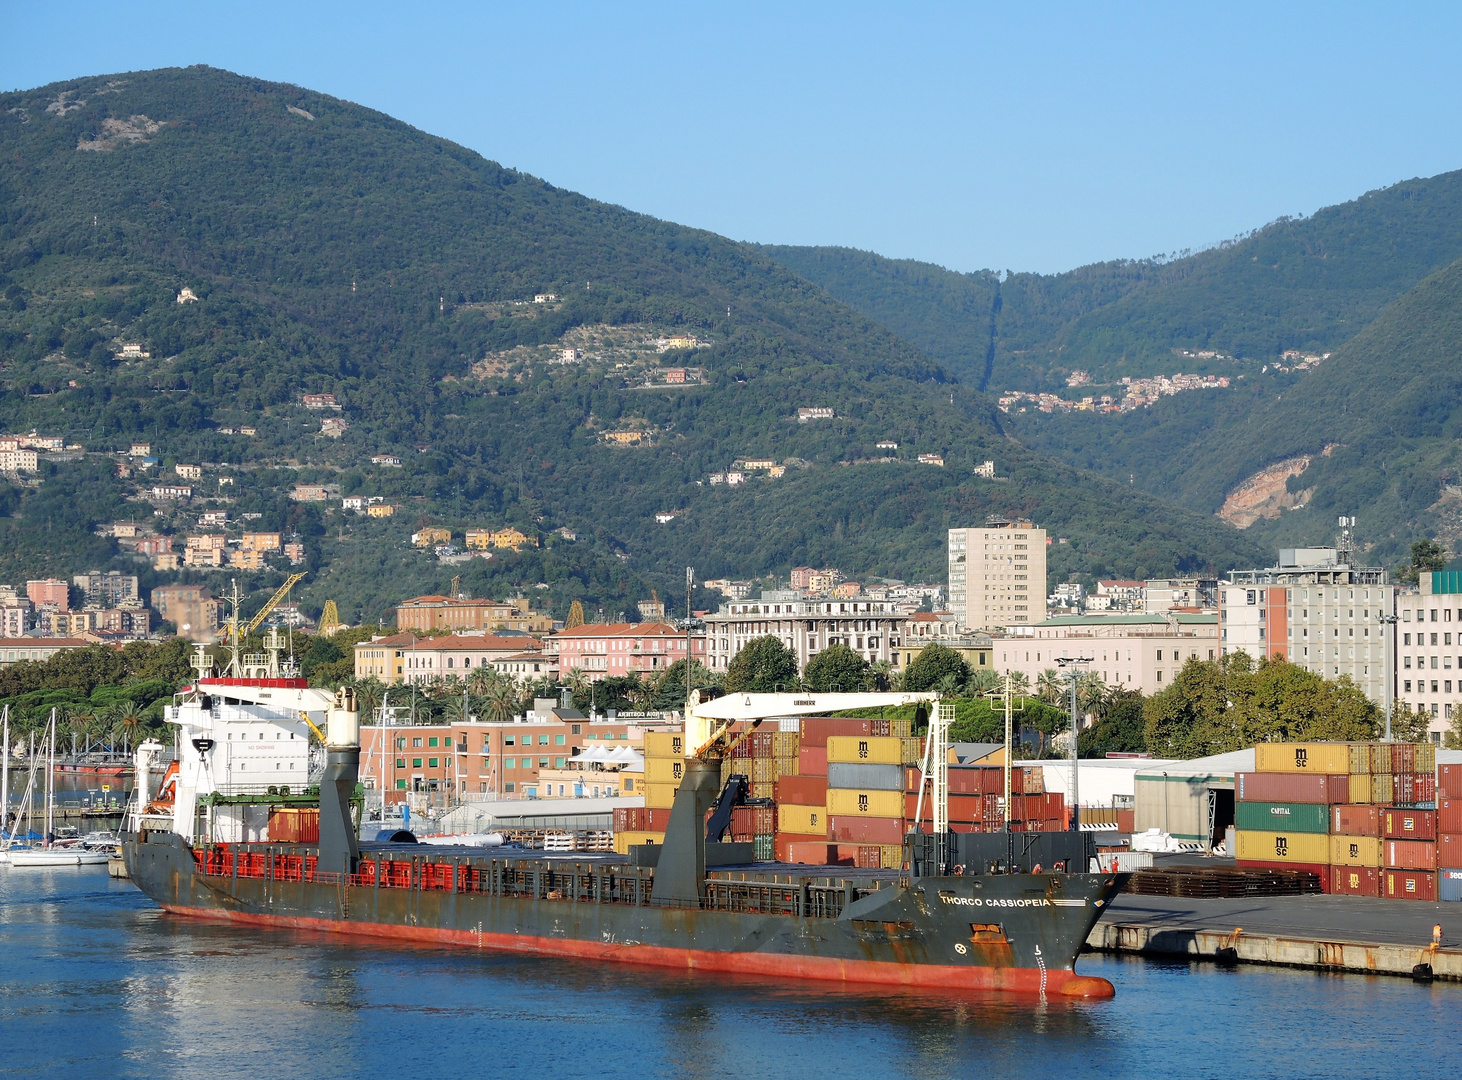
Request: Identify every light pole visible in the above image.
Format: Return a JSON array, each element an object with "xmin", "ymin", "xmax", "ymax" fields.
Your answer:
[
  {"xmin": 1056, "ymin": 654, "xmax": 1093, "ymax": 832},
  {"xmin": 1380, "ymin": 612, "xmax": 1398, "ymax": 741}
]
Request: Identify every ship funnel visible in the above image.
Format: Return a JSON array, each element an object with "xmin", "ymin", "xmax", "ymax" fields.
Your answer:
[{"xmin": 318, "ymin": 685, "xmax": 361, "ymax": 876}]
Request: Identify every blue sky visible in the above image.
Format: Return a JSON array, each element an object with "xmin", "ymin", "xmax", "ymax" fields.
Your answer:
[{"xmin": 6, "ymin": 3, "xmax": 1461, "ymax": 274}]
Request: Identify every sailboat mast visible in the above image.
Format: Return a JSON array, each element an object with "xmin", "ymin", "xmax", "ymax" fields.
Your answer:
[
  {"xmin": 45, "ymin": 709, "xmax": 56, "ymax": 844},
  {"xmin": 1, "ymin": 706, "xmax": 8, "ymax": 845}
]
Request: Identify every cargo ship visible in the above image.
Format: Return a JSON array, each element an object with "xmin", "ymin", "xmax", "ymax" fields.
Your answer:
[{"xmin": 123, "ymin": 639, "xmax": 1126, "ymax": 998}]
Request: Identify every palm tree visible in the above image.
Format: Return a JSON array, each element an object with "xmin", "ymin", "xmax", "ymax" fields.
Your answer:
[
  {"xmin": 483, "ymin": 680, "xmax": 517, "ymax": 724},
  {"xmin": 1077, "ymin": 671, "xmax": 1107, "ymax": 719},
  {"xmin": 966, "ymin": 668, "xmax": 1000, "ymax": 695},
  {"xmin": 111, "ymin": 700, "xmax": 144, "ymax": 753},
  {"xmin": 1008, "ymin": 670, "xmax": 1030, "ymax": 697},
  {"xmin": 870, "ymin": 660, "xmax": 896, "ymax": 692},
  {"xmin": 1036, "ymin": 668, "xmax": 1063, "ymax": 705}
]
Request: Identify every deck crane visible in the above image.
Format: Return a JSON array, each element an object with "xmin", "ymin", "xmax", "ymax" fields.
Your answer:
[{"xmin": 213, "ymin": 574, "xmax": 307, "ymax": 679}]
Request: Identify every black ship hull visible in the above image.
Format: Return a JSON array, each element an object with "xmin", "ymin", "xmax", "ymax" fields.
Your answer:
[{"xmin": 123, "ymin": 831, "xmax": 1125, "ymax": 998}]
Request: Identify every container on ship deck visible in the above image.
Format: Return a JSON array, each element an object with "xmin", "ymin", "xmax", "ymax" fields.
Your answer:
[
  {"xmin": 827, "ymin": 762, "xmax": 904, "ymax": 791},
  {"xmin": 1254, "ymin": 743, "xmax": 1356, "ymax": 774},
  {"xmin": 798, "ymin": 718, "xmax": 879, "ymax": 748},
  {"xmin": 644, "ymin": 758, "xmax": 686, "ymax": 786},
  {"xmin": 1234, "ymin": 830, "xmax": 1330, "ymax": 865},
  {"xmin": 773, "ymin": 833, "xmax": 826, "ymax": 862},
  {"xmin": 1385, "ymin": 869, "xmax": 1437, "ymax": 901},
  {"xmin": 752, "ymin": 834, "xmax": 775, "ymax": 862},
  {"xmin": 775, "ymin": 775, "xmax": 827, "ymax": 804},
  {"xmin": 1385, "ymin": 839, "xmax": 1437, "ymax": 871},
  {"xmin": 1234, "ymin": 802, "xmax": 1330, "ymax": 834},
  {"xmin": 827, "ymin": 788, "xmax": 904, "ymax": 818},
  {"xmin": 1330, "ymin": 865, "xmax": 1380, "ymax": 897},
  {"xmin": 267, "ymin": 807, "xmax": 319, "ymax": 844},
  {"xmin": 778, "ymin": 804, "xmax": 826, "ymax": 836},
  {"xmin": 1234, "ymin": 859, "xmax": 1329, "ymax": 890},
  {"xmin": 644, "ymin": 782, "xmax": 678, "ymax": 809},
  {"xmin": 826, "ymin": 735, "xmax": 905, "ymax": 766},
  {"xmin": 783, "ymin": 840, "xmax": 838, "ymax": 865},
  {"xmin": 1440, "ymin": 764, "xmax": 1462, "ymax": 800},
  {"xmin": 642, "ymin": 731, "xmax": 685, "ymax": 759},
  {"xmin": 828, "ymin": 815, "xmax": 905, "ymax": 844},
  {"xmin": 1236, "ymin": 771, "xmax": 1348, "ymax": 804},
  {"xmin": 798, "ymin": 746, "xmax": 828, "ymax": 777},
  {"xmin": 612, "ymin": 830, "xmax": 664, "ymax": 855},
  {"xmin": 1440, "ymin": 868, "xmax": 1462, "ymax": 902},
  {"xmin": 948, "ymin": 766, "xmax": 1001, "ymax": 795},
  {"xmin": 1329, "ymin": 834, "xmax": 1383, "ymax": 867},
  {"xmin": 1383, "ymin": 808, "xmax": 1437, "ymax": 841},
  {"xmin": 1332, "ymin": 805, "xmax": 1381, "ymax": 837}
]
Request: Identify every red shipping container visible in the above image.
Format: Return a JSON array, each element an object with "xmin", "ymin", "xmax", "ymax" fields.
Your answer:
[
  {"xmin": 1392, "ymin": 744, "xmax": 1417, "ymax": 774},
  {"xmin": 798, "ymin": 718, "xmax": 876, "ymax": 748},
  {"xmin": 1116, "ymin": 809, "xmax": 1135, "ymax": 833},
  {"xmin": 855, "ymin": 845, "xmax": 882, "ymax": 869},
  {"xmin": 828, "ymin": 815, "xmax": 906, "ymax": 844},
  {"xmin": 1329, "ymin": 865, "xmax": 1381, "ymax": 897},
  {"xmin": 647, "ymin": 808, "xmax": 672, "ymax": 831},
  {"xmin": 1235, "ymin": 859, "xmax": 1330, "ymax": 890},
  {"xmin": 798, "ymin": 746, "xmax": 828, "ymax": 776},
  {"xmin": 904, "ymin": 792, "xmax": 987, "ymax": 823},
  {"xmin": 1393, "ymin": 774, "xmax": 1433, "ymax": 807},
  {"xmin": 1236, "ymin": 772, "xmax": 1348, "ymax": 804},
  {"xmin": 1416, "ymin": 774, "xmax": 1437, "ymax": 804},
  {"xmin": 784, "ymin": 841, "xmax": 842, "ymax": 865},
  {"xmin": 775, "ymin": 775, "xmax": 828, "ymax": 804},
  {"xmin": 1384, "ymin": 868, "xmax": 1438, "ymax": 901},
  {"xmin": 1385, "ymin": 838, "xmax": 1438, "ymax": 871},
  {"xmin": 1383, "ymin": 808, "xmax": 1437, "ymax": 841},
  {"xmin": 1438, "ymin": 800, "xmax": 1462, "ymax": 835},
  {"xmin": 774, "ymin": 833, "xmax": 829, "ymax": 862},
  {"xmin": 1441, "ymin": 764, "xmax": 1462, "ymax": 800},
  {"xmin": 948, "ymin": 767, "xmax": 1002, "ymax": 795},
  {"xmin": 1331, "ymin": 805, "xmax": 1381, "ymax": 837},
  {"xmin": 1438, "ymin": 833, "xmax": 1462, "ymax": 864}
]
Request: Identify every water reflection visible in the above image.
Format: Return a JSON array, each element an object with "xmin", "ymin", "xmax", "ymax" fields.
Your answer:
[{"xmin": 0, "ymin": 869, "xmax": 1456, "ymax": 1080}]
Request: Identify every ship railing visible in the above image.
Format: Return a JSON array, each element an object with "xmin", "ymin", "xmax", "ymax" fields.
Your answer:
[{"xmin": 191, "ymin": 845, "xmax": 874, "ymax": 919}]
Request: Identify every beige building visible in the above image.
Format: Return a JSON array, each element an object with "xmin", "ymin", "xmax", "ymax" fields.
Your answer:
[
  {"xmin": 948, "ymin": 519, "xmax": 1047, "ymax": 630},
  {"xmin": 354, "ymin": 632, "xmax": 544, "ymax": 685},
  {"xmin": 995, "ymin": 612, "xmax": 1219, "ymax": 695},
  {"xmin": 1394, "ymin": 571, "xmax": 1462, "ymax": 741},
  {"xmin": 703, "ymin": 592, "xmax": 908, "ymax": 675}
]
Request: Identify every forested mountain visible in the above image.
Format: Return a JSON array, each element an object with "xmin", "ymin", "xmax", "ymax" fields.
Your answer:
[
  {"xmin": 764, "ymin": 171, "xmax": 1462, "ymax": 392},
  {"xmin": 0, "ymin": 67, "xmax": 1267, "ymax": 624}
]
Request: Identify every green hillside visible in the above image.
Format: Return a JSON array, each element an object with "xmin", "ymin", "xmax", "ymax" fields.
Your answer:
[
  {"xmin": 764, "ymin": 170, "xmax": 1462, "ymax": 392},
  {"xmin": 0, "ymin": 67, "xmax": 1267, "ymax": 623}
]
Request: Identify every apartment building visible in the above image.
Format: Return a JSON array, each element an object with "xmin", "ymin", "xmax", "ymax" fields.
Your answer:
[
  {"xmin": 395, "ymin": 595, "xmax": 550, "ymax": 634},
  {"xmin": 151, "ymin": 584, "xmax": 223, "ymax": 639},
  {"xmin": 703, "ymin": 594, "xmax": 907, "ymax": 674},
  {"xmin": 947, "ymin": 519, "xmax": 1047, "ymax": 631},
  {"xmin": 72, "ymin": 571, "xmax": 138, "ymax": 608},
  {"xmin": 353, "ymin": 632, "xmax": 543, "ymax": 685},
  {"xmin": 1394, "ymin": 571, "xmax": 1462, "ymax": 741},
  {"xmin": 552, "ymin": 622, "xmax": 704, "ymax": 682},
  {"xmin": 0, "ymin": 638, "xmax": 90, "ymax": 668},
  {"xmin": 1221, "ymin": 545, "xmax": 1392, "ymax": 708},
  {"xmin": 359, "ymin": 710, "xmax": 650, "ymax": 800},
  {"xmin": 996, "ymin": 612, "xmax": 1218, "ymax": 695}
]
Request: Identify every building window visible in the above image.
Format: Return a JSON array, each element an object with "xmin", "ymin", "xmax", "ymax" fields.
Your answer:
[
  {"xmin": 428, "ymin": 758, "xmax": 439, "ymax": 768},
  {"xmin": 412, "ymin": 737, "xmax": 422, "ymax": 748},
  {"xmin": 396, "ymin": 779, "xmax": 407, "ymax": 790},
  {"xmin": 555, "ymin": 734, "xmax": 566, "ymax": 745},
  {"xmin": 412, "ymin": 758, "xmax": 422, "ymax": 768},
  {"xmin": 395, "ymin": 758, "xmax": 405, "ymax": 768},
  {"xmin": 428, "ymin": 737, "xmax": 439, "ymax": 747}
]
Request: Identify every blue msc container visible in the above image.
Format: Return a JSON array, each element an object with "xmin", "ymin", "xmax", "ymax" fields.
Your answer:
[
  {"xmin": 1439, "ymin": 868, "xmax": 1462, "ymax": 902},
  {"xmin": 827, "ymin": 762, "xmax": 904, "ymax": 791}
]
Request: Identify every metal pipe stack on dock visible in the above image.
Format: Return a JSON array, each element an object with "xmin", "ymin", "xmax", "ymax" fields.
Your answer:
[{"xmin": 1234, "ymin": 741, "xmax": 1444, "ymax": 898}]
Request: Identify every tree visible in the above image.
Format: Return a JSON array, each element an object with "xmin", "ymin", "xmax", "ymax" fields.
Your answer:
[
  {"xmin": 902, "ymin": 644, "xmax": 971, "ymax": 693},
  {"xmin": 725, "ymin": 636, "xmax": 799, "ymax": 694},
  {"xmin": 1390, "ymin": 703, "xmax": 1433, "ymax": 744},
  {"xmin": 966, "ymin": 668, "xmax": 1000, "ymax": 695},
  {"xmin": 803, "ymin": 644, "xmax": 872, "ymax": 692},
  {"xmin": 1078, "ymin": 688, "xmax": 1146, "ymax": 757},
  {"xmin": 483, "ymin": 679, "xmax": 517, "ymax": 723},
  {"xmin": 565, "ymin": 601, "xmax": 585, "ymax": 629},
  {"xmin": 1398, "ymin": 538, "xmax": 1448, "ymax": 584},
  {"xmin": 652, "ymin": 659, "xmax": 721, "ymax": 709},
  {"xmin": 1036, "ymin": 668, "xmax": 1063, "ymax": 705}
]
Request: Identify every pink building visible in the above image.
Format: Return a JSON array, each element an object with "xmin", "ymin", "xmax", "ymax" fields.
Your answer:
[
  {"xmin": 551, "ymin": 622, "xmax": 705, "ymax": 682},
  {"xmin": 26, "ymin": 579, "xmax": 68, "ymax": 612},
  {"xmin": 994, "ymin": 613, "xmax": 1218, "ymax": 697}
]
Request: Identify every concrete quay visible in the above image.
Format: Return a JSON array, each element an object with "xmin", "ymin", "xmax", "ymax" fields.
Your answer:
[{"xmin": 1088, "ymin": 893, "xmax": 1462, "ymax": 981}]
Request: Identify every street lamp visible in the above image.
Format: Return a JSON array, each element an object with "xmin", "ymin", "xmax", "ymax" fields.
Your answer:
[
  {"xmin": 1380, "ymin": 612, "xmax": 1399, "ymax": 741},
  {"xmin": 1056, "ymin": 654, "xmax": 1093, "ymax": 832}
]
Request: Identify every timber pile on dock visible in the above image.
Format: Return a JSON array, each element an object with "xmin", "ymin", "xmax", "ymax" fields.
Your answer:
[{"xmin": 1125, "ymin": 866, "xmax": 1322, "ymax": 899}]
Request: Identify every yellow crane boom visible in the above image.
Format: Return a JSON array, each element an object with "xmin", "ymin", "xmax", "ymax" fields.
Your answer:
[{"xmin": 243, "ymin": 572, "xmax": 306, "ymax": 638}]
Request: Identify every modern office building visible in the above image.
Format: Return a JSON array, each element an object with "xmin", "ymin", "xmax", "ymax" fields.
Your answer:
[{"xmin": 947, "ymin": 519, "xmax": 1047, "ymax": 631}]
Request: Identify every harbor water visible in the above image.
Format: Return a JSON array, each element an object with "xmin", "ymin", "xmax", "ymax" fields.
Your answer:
[{"xmin": 0, "ymin": 867, "xmax": 1455, "ymax": 1079}]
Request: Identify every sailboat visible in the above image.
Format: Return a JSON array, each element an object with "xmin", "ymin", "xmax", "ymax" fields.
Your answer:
[{"xmin": 10, "ymin": 711, "xmax": 108, "ymax": 867}]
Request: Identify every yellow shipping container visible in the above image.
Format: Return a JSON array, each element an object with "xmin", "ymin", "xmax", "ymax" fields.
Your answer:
[
  {"xmin": 773, "ymin": 731, "xmax": 800, "ymax": 758},
  {"xmin": 643, "ymin": 731, "xmax": 686, "ymax": 759},
  {"xmin": 827, "ymin": 788, "xmax": 905, "ymax": 818},
  {"xmin": 888, "ymin": 718, "xmax": 912, "ymax": 739},
  {"xmin": 1253, "ymin": 743, "xmax": 1355, "ymax": 774},
  {"xmin": 880, "ymin": 844, "xmax": 904, "ymax": 869},
  {"xmin": 780, "ymin": 804, "xmax": 826, "ymax": 835},
  {"xmin": 900, "ymin": 737, "xmax": 922, "ymax": 766},
  {"xmin": 1369, "ymin": 743, "xmax": 1391, "ymax": 774},
  {"xmin": 1330, "ymin": 834, "xmax": 1384, "ymax": 868},
  {"xmin": 751, "ymin": 782, "xmax": 775, "ymax": 800},
  {"xmin": 645, "ymin": 758, "xmax": 687, "ymax": 786},
  {"xmin": 751, "ymin": 758, "xmax": 776, "ymax": 784},
  {"xmin": 1418, "ymin": 742, "xmax": 1437, "ymax": 773},
  {"xmin": 826, "ymin": 735, "xmax": 904, "ymax": 765},
  {"xmin": 1233, "ymin": 829, "xmax": 1330, "ymax": 865},
  {"xmin": 612, "ymin": 830, "xmax": 665, "ymax": 855},
  {"xmin": 1348, "ymin": 744, "xmax": 1373, "ymax": 774},
  {"xmin": 1347, "ymin": 774, "xmax": 1372, "ymax": 804},
  {"xmin": 1371, "ymin": 774, "xmax": 1393, "ymax": 804},
  {"xmin": 644, "ymin": 782, "xmax": 679, "ymax": 809}
]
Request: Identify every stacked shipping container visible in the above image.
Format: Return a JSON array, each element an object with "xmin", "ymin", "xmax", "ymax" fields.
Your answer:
[{"xmin": 1235, "ymin": 741, "xmax": 1438, "ymax": 898}]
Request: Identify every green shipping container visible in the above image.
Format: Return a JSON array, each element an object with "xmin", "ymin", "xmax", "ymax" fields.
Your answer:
[
  {"xmin": 1234, "ymin": 801, "xmax": 1331, "ymax": 834},
  {"xmin": 752, "ymin": 834, "xmax": 775, "ymax": 862}
]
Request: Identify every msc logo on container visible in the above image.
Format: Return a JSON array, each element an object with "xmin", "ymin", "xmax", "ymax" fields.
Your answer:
[
  {"xmin": 1274, "ymin": 835, "xmax": 1289, "ymax": 857},
  {"xmin": 858, "ymin": 793, "xmax": 869, "ymax": 811},
  {"xmin": 1348, "ymin": 842, "xmax": 1360, "ymax": 859},
  {"xmin": 857, "ymin": 740, "xmax": 870, "ymax": 760},
  {"xmin": 671, "ymin": 736, "xmax": 682, "ymax": 755},
  {"xmin": 1294, "ymin": 748, "xmax": 1309, "ymax": 769},
  {"xmin": 672, "ymin": 762, "xmax": 683, "ymax": 780}
]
